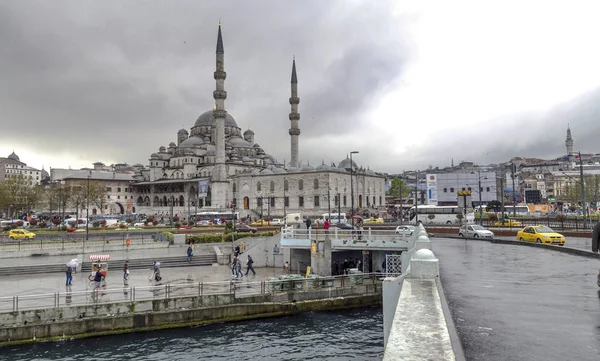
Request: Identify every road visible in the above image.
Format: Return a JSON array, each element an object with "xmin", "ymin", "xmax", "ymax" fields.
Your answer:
[{"xmin": 432, "ymin": 237, "xmax": 600, "ymax": 361}]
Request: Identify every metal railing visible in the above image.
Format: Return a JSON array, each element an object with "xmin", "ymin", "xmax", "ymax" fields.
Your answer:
[
  {"xmin": 281, "ymin": 228, "xmax": 413, "ymax": 242},
  {"xmin": 0, "ymin": 233, "xmax": 161, "ymax": 252},
  {"xmin": 0, "ymin": 273, "xmax": 385, "ymax": 313}
]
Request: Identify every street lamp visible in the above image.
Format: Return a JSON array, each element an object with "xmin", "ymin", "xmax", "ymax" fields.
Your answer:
[
  {"xmin": 471, "ymin": 171, "xmax": 486, "ymax": 226},
  {"xmin": 86, "ymin": 171, "xmax": 90, "ymax": 241},
  {"xmin": 350, "ymin": 151, "xmax": 359, "ymax": 220},
  {"xmin": 283, "ymin": 177, "xmax": 287, "ymax": 221},
  {"xmin": 577, "ymin": 151, "xmax": 587, "ymax": 228}
]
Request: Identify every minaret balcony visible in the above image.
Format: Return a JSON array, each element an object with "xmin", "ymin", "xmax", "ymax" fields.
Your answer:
[
  {"xmin": 214, "ymin": 70, "xmax": 227, "ymax": 80},
  {"xmin": 289, "ymin": 128, "xmax": 301, "ymax": 136},
  {"xmin": 289, "ymin": 113, "xmax": 300, "ymax": 121},
  {"xmin": 213, "ymin": 89, "xmax": 228, "ymax": 99},
  {"xmin": 213, "ymin": 109, "xmax": 228, "ymax": 118},
  {"xmin": 289, "ymin": 96, "xmax": 300, "ymax": 105}
]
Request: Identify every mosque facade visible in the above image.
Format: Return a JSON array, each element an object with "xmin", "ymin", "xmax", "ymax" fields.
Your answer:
[{"xmin": 132, "ymin": 25, "xmax": 385, "ymax": 219}]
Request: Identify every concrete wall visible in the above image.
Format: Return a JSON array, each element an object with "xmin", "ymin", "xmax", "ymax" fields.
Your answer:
[
  {"xmin": 0, "ymin": 287, "xmax": 381, "ymax": 345},
  {"xmin": 236, "ymin": 235, "xmax": 281, "ymax": 268},
  {"xmin": 0, "ymin": 241, "xmax": 169, "ymax": 259}
]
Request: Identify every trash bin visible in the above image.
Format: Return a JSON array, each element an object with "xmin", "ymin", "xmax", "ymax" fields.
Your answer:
[{"xmin": 349, "ymin": 268, "xmax": 364, "ymax": 285}]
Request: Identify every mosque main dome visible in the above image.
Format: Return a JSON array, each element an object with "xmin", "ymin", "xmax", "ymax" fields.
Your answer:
[{"xmin": 194, "ymin": 110, "xmax": 238, "ymax": 128}]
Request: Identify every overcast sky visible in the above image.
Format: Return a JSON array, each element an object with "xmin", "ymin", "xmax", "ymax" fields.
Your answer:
[{"xmin": 2, "ymin": 1, "xmax": 600, "ymax": 174}]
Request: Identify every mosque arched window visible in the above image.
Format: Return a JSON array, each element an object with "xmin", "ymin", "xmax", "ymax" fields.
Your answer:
[
  {"xmin": 233, "ymin": 183, "xmax": 237, "ymax": 193},
  {"xmin": 257, "ymin": 182, "xmax": 261, "ymax": 192},
  {"xmin": 284, "ymin": 179, "xmax": 289, "ymax": 191},
  {"xmin": 299, "ymin": 180, "xmax": 303, "ymax": 191},
  {"xmin": 270, "ymin": 181, "xmax": 275, "ymax": 192},
  {"xmin": 314, "ymin": 179, "xmax": 319, "ymax": 190}
]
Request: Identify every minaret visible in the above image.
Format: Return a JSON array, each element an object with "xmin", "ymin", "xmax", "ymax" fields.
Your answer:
[
  {"xmin": 289, "ymin": 57, "xmax": 300, "ymax": 168},
  {"xmin": 565, "ymin": 125, "xmax": 574, "ymax": 156},
  {"xmin": 211, "ymin": 22, "xmax": 229, "ymax": 209}
]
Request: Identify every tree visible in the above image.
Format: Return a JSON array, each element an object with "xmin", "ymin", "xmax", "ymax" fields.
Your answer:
[
  {"xmin": 388, "ymin": 178, "xmax": 409, "ymax": 199},
  {"xmin": 0, "ymin": 175, "xmax": 42, "ymax": 218},
  {"xmin": 486, "ymin": 200, "xmax": 502, "ymax": 213}
]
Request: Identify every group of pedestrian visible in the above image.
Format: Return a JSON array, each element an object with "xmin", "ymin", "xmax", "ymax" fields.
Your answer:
[
  {"xmin": 332, "ymin": 258, "xmax": 363, "ymax": 275},
  {"xmin": 231, "ymin": 254, "xmax": 255, "ymax": 279}
]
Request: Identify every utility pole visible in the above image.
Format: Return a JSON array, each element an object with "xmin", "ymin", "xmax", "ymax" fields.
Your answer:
[
  {"xmin": 478, "ymin": 170, "xmax": 483, "ymax": 226},
  {"xmin": 337, "ymin": 192, "xmax": 341, "ymax": 223},
  {"xmin": 86, "ymin": 172, "xmax": 90, "ymax": 241},
  {"xmin": 578, "ymin": 151, "xmax": 587, "ymax": 228},
  {"xmin": 500, "ymin": 172, "xmax": 505, "ymax": 221},
  {"xmin": 350, "ymin": 151, "xmax": 359, "ymax": 219},
  {"xmin": 511, "ymin": 163, "xmax": 516, "ymax": 217},
  {"xmin": 415, "ymin": 170, "xmax": 419, "ymax": 224}
]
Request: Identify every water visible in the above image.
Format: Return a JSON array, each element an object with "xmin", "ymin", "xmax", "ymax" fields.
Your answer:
[{"xmin": 2, "ymin": 307, "xmax": 384, "ymax": 361}]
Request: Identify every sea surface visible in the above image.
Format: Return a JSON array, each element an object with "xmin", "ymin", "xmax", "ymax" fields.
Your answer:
[{"xmin": 1, "ymin": 307, "xmax": 384, "ymax": 361}]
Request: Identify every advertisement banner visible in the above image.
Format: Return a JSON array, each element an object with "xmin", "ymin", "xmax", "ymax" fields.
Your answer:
[
  {"xmin": 198, "ymin": 179, "xmax": 209, "ymax": 198},
  {"xmin": 426, "ymin": 174, "xmax": 438, "ymax": 205}
]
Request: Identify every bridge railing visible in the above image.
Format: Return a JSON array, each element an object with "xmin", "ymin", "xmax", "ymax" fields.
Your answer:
[
  {"xmin": 281, "ymin": 227, "xmax": 413, "ymax": 242},
  {"xmin": 0, "ymin": 273, "xmax": 387, "ymax": 313}
]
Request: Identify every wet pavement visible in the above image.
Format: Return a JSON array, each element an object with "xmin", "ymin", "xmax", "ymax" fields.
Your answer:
[
  {"xmin": 432, "ymin": 237, "xmax": 600, "ymax": 361},
  {"xmin": 494, "ymin": 235, "xmax": 594, "ymax": 253}
]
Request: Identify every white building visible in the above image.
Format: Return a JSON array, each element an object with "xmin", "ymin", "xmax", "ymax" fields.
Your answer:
[{"xmin": 0, "ymin": 152, "xmax": 43, "ymax": 186}]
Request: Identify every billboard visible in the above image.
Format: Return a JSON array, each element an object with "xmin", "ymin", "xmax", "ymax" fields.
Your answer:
[
  {"xmin": 426, "ymin": 174, "xmax": 438, "ymax": 205},
  {"xmin": 198, "ymin": 179, "xmax": 209, "ymax": 198}
]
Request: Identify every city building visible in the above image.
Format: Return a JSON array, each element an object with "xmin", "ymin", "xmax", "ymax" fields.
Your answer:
[
  {"xmin": 425, "ymin": 172, "xmax": 498, "ymax": 206},
  {"xmin": 0, "ymin": 152, "xmax": 44, "ymax": 186}
]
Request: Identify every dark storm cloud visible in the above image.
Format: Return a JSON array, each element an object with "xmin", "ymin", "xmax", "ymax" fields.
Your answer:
[{"xmin": 0, "ymin": 0, "xmax": 409, "ymax": 169}]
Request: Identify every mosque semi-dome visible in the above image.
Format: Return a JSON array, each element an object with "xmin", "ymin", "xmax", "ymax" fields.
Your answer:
[
  {"xmin": 178, "ymin": 128, "xmax": 189, "ymax": 135},
  {"xmin": 338, "ymin": 157, "xmax": 357, "ymax": 170},
  {"xmin": 228, "ymin": 137, "xmax": 253, "ymax": 148},
  {"xmin": 194, "ymin": 110, "xmax": 238, "ymax": 128},
  {"xmin": 179, "ymin": 137, "xmax": 204, "ymax": 148}
]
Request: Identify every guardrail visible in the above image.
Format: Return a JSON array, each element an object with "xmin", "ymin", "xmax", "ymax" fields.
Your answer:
[
  {"xmin": 0, "ymin": 273, "xmax": 387, "ymax": 313},
  {"xmin": 281, "ymin": 228, "xmax": 413, "ymax": 241}
]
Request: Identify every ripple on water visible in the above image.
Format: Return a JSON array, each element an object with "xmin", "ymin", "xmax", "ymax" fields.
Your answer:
[{"xmin": 3, "ymin": 307, "xmax": 383, "ymax": 361}]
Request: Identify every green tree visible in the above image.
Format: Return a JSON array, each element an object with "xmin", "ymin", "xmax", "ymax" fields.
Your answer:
[
  {"xmin": 0, "ymin": 175, "xmax": 42, "ymax": 217},
  {"xmin": 486, "ymin": 200, "xmax": 502, "ymax": 212},
  {"xmin": 388, "ymin": 178, "xmax": 409, "ymax": 198}
]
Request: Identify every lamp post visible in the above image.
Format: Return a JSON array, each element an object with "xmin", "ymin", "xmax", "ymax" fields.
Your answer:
[
  {"xmin": 511, "ymin": 163, "xmax": 517, "ymax": 217},
  {"xmin": 415, "ymin": 170, "xmax": 419, "ymax": 224},
  {"xmin": 477, "ymin": 171, "xmax": 483, "ymax": 226},
  {"xmin": 86, "ymin": 171, "xmax": 90, "ymax": 241},
  {"xmin": 350, "ymin": 151, "xmax": 359, "ymax": 219},
  {"xmin": 577, "ymin": 151, "xmax": 587, "ymax": 228},
  {"xmin": 283, "ymin": 177, "xmax": 287, "ymax": 221}
]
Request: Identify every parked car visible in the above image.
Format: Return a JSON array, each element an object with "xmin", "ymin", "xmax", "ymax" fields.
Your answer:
[
  {"xmin": 195, "ymin": 220, "xmax": 210, "ymax": 227},
  {"xmin": 8, "ymin": 229, "xmax": 36, "ymax": 240},
  {"xmin": 250, "ymin": 219, "xmax": 269, "ymax": 226},
  {"xmin": 236, "ymin": 224, "xmax": 257, "ymax": 233},
  {"xmin": 395, "ymin": 225, "xmax": 415, "ymax": 236},
  {"xmin": 516, "ymin": 226, "xmax": 565, "ymax": 245},
  {"xmin": 270, "ymin": 219, "xmax": 283, "ymax": 225},
  {"xmin": 458, "ymin": 225, "xmax": 494, "ymax": 239},
  {"xmin": 133, "ymin": 222, "xmax": 146, "ymax": 227},
  {"xmin": 364, "ymin": 217, "xmax": 384, "ymax": 225},
  {"xmin": 492, "ymin": 219, "xmax": 523, "ymax": 227}
]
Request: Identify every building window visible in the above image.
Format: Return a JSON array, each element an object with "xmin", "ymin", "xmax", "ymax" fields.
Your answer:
[
  {"xmin": 284, "ymin": 179, "xmax": 289, "ymax": 191},
  {"xmin": 270, "ymin": 197, "xmax": 275, "ymax": 207},
  {"xmin": 257, "ymin": 182, "xmax": 261, "ymax": 192},
  {"xmin": 314, "ymin": 179, "xmax": 319, "ymax": 189},
  {"xmin": 480, "ymin": 187, "xmax": 483, "ymax": 192},
  {"xmin": 444, "ymin": 188, "xmax": 447, "ymax": 193},
  {"xmin": 232, "ymin": 198, "xmax": 237, "ymax": 209},
  {"xmin": 314, "ymin": 196, "xmax": 320, "ymax": 207},
  {"xmin": 270, "ymin": 181, "xmax": 275, "ymax": 192},
  {"xmin": 118, "ymin": 187, "xmax": 121, "ymax": 192},
  {"xmin": 486, "ymin": 187, "xmax": 490, "ymax": 192},
  {"xmin": 257, "ymin": 198, "xmax": 263, "ymax": 207},
  {"xmin": 373, "ymin": 196, "xmax": 376, "ymax": 205},
  {"xmin": 284, "ymin": 197, "xmax": 289, "ymax": 207},
  {"xmin": 334, "ymin": 195, "xmax": 339, "ymax": 206},
  {"xmin": 299, "ymin": 196, "xmax": 304, "ymax": 207},
  {"xmin": 233, "ymin": 183, "xmax": 237, "ymax": 193},
  {"xmin": 117, "ymin": 196, "xmax": 120, "ymax": 199},
  {"xmin": 343, "ymin": 195, "xmax": 347, "ymax": 206},
  {"xmin": 379, "ymin": 196, "xmax": 382, "ymax": 205},
  {"xmin": 299, "ymin": 180, "xmax": 303, "ymax": 191},
  {"xmin": 450, "ymin": 188, "xmax": 454, "ymax": 192},
  {"xmin": 107, "ymin": 187, "xmax": 112, "ymax": 192}
]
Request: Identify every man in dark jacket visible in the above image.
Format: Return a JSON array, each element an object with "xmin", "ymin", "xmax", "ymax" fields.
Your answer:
[{"xmin": 592, "ymin": 221, "xmax": 600, "ymax": 253}]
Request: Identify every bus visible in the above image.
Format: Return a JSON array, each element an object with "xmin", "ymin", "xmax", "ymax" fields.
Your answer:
[
  {"xmin": 321, "ymin": 212, "xmax": 347, "ymax": 225},
  {"xmin": 408, "ymin": 205, "xmax": 463, "ymax": 225},
  {"xmin": 191, "ymin": 211, "xmax": 239, "ymax": 224}
]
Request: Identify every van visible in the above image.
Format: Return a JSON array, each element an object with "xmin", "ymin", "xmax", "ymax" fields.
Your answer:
[
  {"xmin": 318, "ymin": 213, "xmax": 347, "ymax": 225},
  {"xmin": 63, "ymin": 218, "xmax": 89, "ymax": 227}
]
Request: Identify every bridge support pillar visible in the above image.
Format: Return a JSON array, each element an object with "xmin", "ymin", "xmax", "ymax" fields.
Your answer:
[{"xmin": 310, "ymin": 233, "xmax": 332, "ymax": 276}]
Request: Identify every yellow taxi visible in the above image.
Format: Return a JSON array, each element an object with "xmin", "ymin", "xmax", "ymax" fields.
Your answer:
[
  {"xmin": 8, "ymin": 229, "xmax": 36, "ymax": 240},
  {"xmin": 250, "ymin": 219, "xmax": 269, "ymax": 227},
  {"xmin": 492, "ymin": 219, "xmax": 523, "ymax": 227},
  {"xmin": 363, "ymin": 218, "xmax": 384, "ymax": 225},
  {"xmin": 516, "ymin": 226, "xmax": 565, "ymax": 246}
]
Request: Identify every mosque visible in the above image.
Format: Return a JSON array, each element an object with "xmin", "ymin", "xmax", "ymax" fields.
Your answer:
[{"xmin": 132, "ymin": 25, "xmax": 385, "ymax": 219}]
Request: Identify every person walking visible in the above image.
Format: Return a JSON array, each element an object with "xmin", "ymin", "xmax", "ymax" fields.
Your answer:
[
  {"xmin": 187, "ymin": 245, "xmax": 193, "ymax": 263},
  {"xmin": 324, "ymin": 219, "xmax": 330, "ymax": 234},
  {"xmin": 231, "ymin": 256, "xmax": 238, "ymax": 277},
  {"xmin": 245, "ymin": 255, "xmax": 256, "ymax": 276},
  {"xmin": 123, "ymin": 261, "xmax": 129, "ymax": 280},
  {"xmin": 305, "ymin": 218, "xmax": 312, "ymax": 230},
  {"xmin": 65, "ymin": 265, "xmax": 73, "ymax": 286},
  {"xmin": 151, "ymin": 261, "xmax": 162, "ymax": 281},
  {"xmin": 592, "ymin": 220, "xmax": 600, "ymax": 253},
  {"xmin": 235, "ymin": 257, "xmax": 244, "ymax": 279}
]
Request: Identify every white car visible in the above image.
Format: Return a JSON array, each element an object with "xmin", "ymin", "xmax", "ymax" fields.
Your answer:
[
  {"xmin": 133, "ymin": 222, "xmax": 146, "ymax": 227},
  {"xmin": 459, "ymin": 225, "xmax": 494, "ymax": 239},
  {"xmin": 395, "ymin": 225, "xmax": 415, "ymax": 236},
  {"xmin": 270, "ymin": 219, "xmax": 283, "ymax": 225}
]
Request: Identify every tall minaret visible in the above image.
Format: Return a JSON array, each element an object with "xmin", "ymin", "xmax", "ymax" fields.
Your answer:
[
  {"xmin": 289, "ymin": 57, "xmax": 300, "ymax": 168},
  {"xmin": 565, "ymin": 125, "xmax": 574, "ymax": 156},
  {"xmin": 211, "ymin": 22, "xmax": 229, "ymax": 209}
]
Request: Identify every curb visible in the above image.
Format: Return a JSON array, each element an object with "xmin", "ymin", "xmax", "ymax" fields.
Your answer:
[
  {"xmin": 436, "ymin": 278, "xmax": 466, "ymax": 361},
  {"xmin": 432, "ymin": 234, "xmax": 600, "ymax": 259}
]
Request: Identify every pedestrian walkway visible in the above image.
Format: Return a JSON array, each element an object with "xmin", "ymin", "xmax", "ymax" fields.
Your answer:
[{"xmin": 0, "ymin": 244, "xmax": 216, "ymax": 268}]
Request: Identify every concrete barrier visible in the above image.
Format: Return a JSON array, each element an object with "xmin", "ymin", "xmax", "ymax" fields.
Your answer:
[{"xmin": 0, "ymin": 242, "xmax": 169, "ymax": 259}]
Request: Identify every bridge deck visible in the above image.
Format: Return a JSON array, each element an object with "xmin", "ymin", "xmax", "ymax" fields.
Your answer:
[{"xmin": 432, "ymin": 237, "xmax": 600, "ymax": 361}]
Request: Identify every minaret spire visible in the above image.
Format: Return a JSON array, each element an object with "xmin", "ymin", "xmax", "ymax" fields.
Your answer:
[
  {"xmin": 289, "ymin": 56, "xmax": 300, "ymax": 168},
  {"xmin": 565, "ymin": 125, "xmax": 574, "ymax": 156},
  {"xmin": 212, "ymin": 22, "xmax": 229, "ymax": 209}
]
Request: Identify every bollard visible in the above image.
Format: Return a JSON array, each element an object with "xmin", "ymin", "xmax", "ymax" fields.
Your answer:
[
  {"xmin": 132, "ymin": 287, "xmax": 136, "ymax": 302},
  {"xmin": 165, "ymin": 285, "xmax": 169, "ymax": 299},
  {"xmin": 129, "ymin": 287, "xmax": 133, "ymax": 302},
  {"xmin": 199, "ymin": 282, "xmax": 204, "ymax": 296},
  {"xmin": 13, "ymin": 296, "xmax": 17, "ymax": 312}
]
